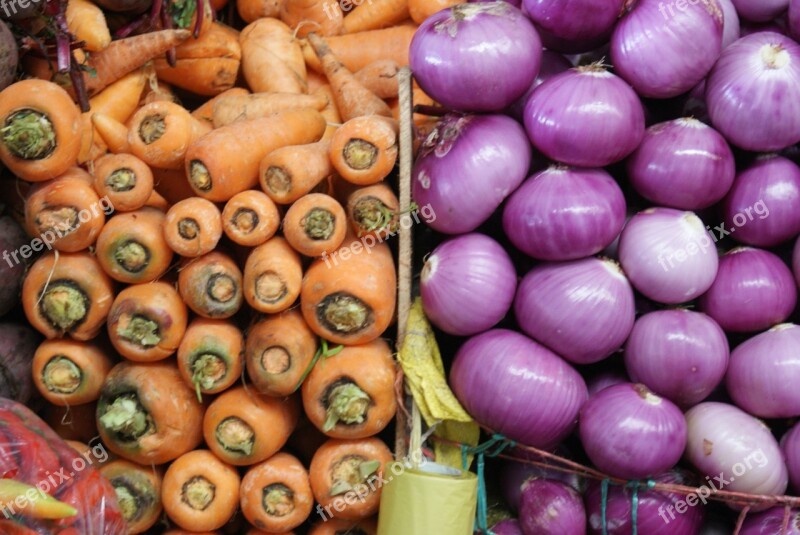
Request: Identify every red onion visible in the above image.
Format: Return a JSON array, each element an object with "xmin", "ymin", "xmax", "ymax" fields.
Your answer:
[
  {"xmin": 685, "ymin": 402, "xmax": 788, "ymax": 497},
  {"xmin": 610, "ymin": 0, "xmax": 723, "ymax": 98},
  {"xmin": 722, "ymin": 155, "xmax": 800, "ymax": 247},
  {"xmin": 739, "ymin": 507, "xmax": 800, "ymax": 535},
  {"xmin": 587, "ymin": 371, "xmax": 629, "ymax": 397},
  {"xmin": 491, "ymin": 519, "xmax": 523, "ymax": 535},
  {"xmin": 450, "ymin": 329, "xmax": 588, "ymax": 449},
  {"xmin": 626, "ymin": 118, "xmax": 735, "ymax": 210},
  {"xmin": 727, "ymin": 324, "xmax": 800, "ymax": 418},
  {"xmin": 508, "ymin": 50, "xmax": 573, "ymax": 120},
  {"xmin": 732, "ymin": 0, "xmax": 789, "ymax": 22},
  {"xmin": 409, "ymin": 2, "xmax": 543, "ymax": 112},
  {"xmin": 707, "ymin": 32, "xmax": 800, "ymax": 151},
  {"xmin": 412, "ymin": 113, "xmax": 531, "ymax": 235},
  {"xmin": 420, "ymin": 233, "xmax": 517, "ymax": 336},
  {"xmin": 579, "ymin": 383, "xmax": 687, "ymax": 479},
  {"xmin": 522, "ymin": 0, "xmax": 624, "ymax": 53},
  {"xmin": 794, "ymin": 235, "xmax": 800, "ymax": 287},
  {"xmin": 523, "ymin": 65, "xmax": 645, "ymax": 167},
  {"xmin": 499, "ymin": 455, "xmax": 583, "ymax": 511},
  {"xmin": 618, "ymin": 208, "xmax": 719, "ymax": 304},
  {"xmin": 514, "ymin": 258, "xmax": 636, "ymax": 364},
  {"xmin": 519, "ymin": 478, "xmax": 586, "ymax": 535},
  {"xmin": 502, "ymin": 166, "xmax": 626, "ymax": 261},
  {"xmin": 699, "ymin": 247, "xmax": 796, "ymax": 333},
  {"xmin": 719, "ymin": 0, "xmax": 741, "ymax": 47},
  {"xmin": 624, "ymin": 309, "xmax": 730, "ymax": 408},
  {"xmin": 782, "ymin": 423, "xmax": 800, "ymax": 492}
]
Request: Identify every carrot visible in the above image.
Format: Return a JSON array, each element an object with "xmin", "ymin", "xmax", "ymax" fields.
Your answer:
[
  {"xmin": 140, "ymin": 78, "xmax": 181, "ymax": 105},
  {"xmin": 92, "ymin": 153, "xmax": 154, "ymax": 212},
  {"xmin": 127, "ymin": 101, "xmax": 211, "ymax": 170},
  {"xmin": 91, "ymin": 113, "xmax": 130, "ymax": 154},
  {"xmin": 354, "ymin": 60, "xmax": 400, "ymax": 99},
  {"xmin": 152, "ymin": 166, "xmax": 195, "ymax": 204},
  {"xmin": 43, "ymin": 402, "xmax": 99, "ymax": 443},
  {"xmin": 240, "ymin": 452, "xmax": 313, "ymax": 532},
  {"xmin": 329, "ymin": 116, "xmax": 398, "ymax": 185},
  {"xmin": 99, "ymin": 459, "xmax": 163, "ymax": 534},
  {"xmin": 66, "ymin": 0, "xmax": 111, "ymax": 51},
  {"xmin": 306, "ymin": 69, "xmax": 329, "ymax": 94},
  {"xmin": 203, "ymin": 385, "xmax": 299, "ymax": 466},
  {"xmin": 409, "ymin": 0, "xmax": 461, "ymax": 24},
  {"xmin": 346, "ymin": 183, "xmax": 399, "ymax": 239},
  {"xmin": 178, "ymin": 251, "xmax": 244, "ymax": 318},
  {"xmin": 247, "ymin": 529, "xmax": 297, "ymax": 535},
  {"xmin": 32, "ymin": 338, "xmax": 115, "ymax": 406},
  {"xmin": 237, "ymin": 0, "xmax": 281, "ymax": 23},
  {"xmin": 240, "ymin": 18, "xmax": 307, "ymax": 94},
  {"xmin": 301, "ymin": 24, "xmax": 416, "ymax": 73},
  {"xmin": 309, "ymin": 437, "xmax": 392, "ymax": 520},
  {"xmin": 301, "ymin": 338, "xmax": 396, "ymax": 439},
  {"xmin": 186, "ymin": 108, "xmax": 326, "ymax": 202},
  {"xmin": 314, "ymin": 85, "xmax": 341, "ymax": 141},
  {"xmin": 243, "ymin": 237, "xmax": 303, "ymax": 314},
  {"xmin": 222, "ymin": 190, "xmax": 281, "ymax": 247},
  {"xmin": 25, "ymin": 167, "xmax": 108, "ymax": 252},
  {"xmin": 0, "ymin": 80, "xmax": 82, "ymax": 182},
  {"xmin": 259, "ymin": 141, "xmax": 333, "ymax": 205},
  {"xmin": 164, "ymin": 197, "xmax": 223, "ymax": 257},
  {"xmin": 95, "ymin": 207, "xmax": 174, "ymax": 284},
  {"xmin": 144, "ymin": 189, "xmax": 170, "ymax": 211},
  {"xmin": 89, "ymin": 71, "xmax": 146, "ymax": 124},
  {"xmin": 162, "ymin": 449, "xmax": 241, "ymax": 531},
  {"xmin": 192, "ymin": 87, "xmax": 249, "ymax": 124},
  {"xmin": 301, "ymin": 233, "xmax": 396, "ymax": 345},
  {"xmin": 97, "ymin": 359, "xmax": 204, "ymax": 465},
  {"xmin": 307, "ymin": 32, "xmax": 392, "ymax": 121},
  {"xmin": 308, "ymin": 517, "xmax": 378, "ymax": 535},
  {"xmin": 177, "ymin": 318, "xmax": 244, "ymax": 400},
  {"xmin": 280, "ymin": 0, "xmax": 344, "ymax": 37},
  {"xmin": 283, "ymin": 193, "xmax": 347, "ymax": 257},
  {"xmin": 343, "ymin": 0, "xmax": 409, "ymax": 33},
  {"xmin": 106, "ymin": 281, "xmax": 188, "ymax": 362},
  {"xmin": 245, "ymin": 309, "xmax": 318, "ymax": 397},
  {"xmin": 211, "ymin": 92, "xmax": 328, "ymax": 128}
]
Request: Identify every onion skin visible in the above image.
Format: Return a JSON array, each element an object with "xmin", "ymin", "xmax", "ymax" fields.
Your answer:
[
  {"xmin": 507, "ymin": 50, "xmax": 572, "ymax": 120},
  {"xmin": 731, "ymin": 0, "xmax": 789, "ymax": 23},
  {"xmin": 450, "ymin": 329, "xmax": 588, "ymax": 449},
  {"xmin": 626, "ymin": 118, "xmax": 735, "ymax": 210},
  {"xmin": 699, "ymin": 247, "xmax": 796, "ymax": 333},
  {"xmin": 499, "ymin": 455, "xmax": 583, "ymax": 511},
  {"xmin": 794, "ymin": 235, "xmax": 800, "ymax": 288},
  {"xmin": 514, "ymin": 258, "xmax": 636, "ymax": 365},
  {"xmin": 420, "ymin": 233, "xmax": 517, "ymax": 336},
  {"xmin": 611, "ymin": 0, "xmax": 723, "ymax": 98},
  {"xmin": 522, "ymin": 0, "xmax": 624, "ymax": 53},
  {"xmin": 524, "ymin": 66, "xmax": 645, "ymax": 167},
  {"xmin": 719, "ymin": 0, "xmax": 741, "ymax": 47},
  {"xmin": 502, "ymin": 166, "xmax": 626, "ymax": 261},
  {"xmin": 707, "ymin": 32, "xmax": 800, "ymax": 151},
  {"xmin": 782, "ymin": 423, "xmax": 800, "ymax": 493},
  {"xmin": 412, "ymin": 113, "xmax": 531, "ymax": 235},
  {"xmin": 519, "ymin": 478, "xmax": 586, "ymax": 535},
  {"xmin": 791, "ymin": 0, "xmax": 800, "ymax": 41},
  {"xmin": 739, "ymin": 507, "xmax": 800, "ymax": 535},
  {"xmin": 491, "ymin": 519, "xmax": 524, "ymax": 534},
  {"xmin": 685, "ymin": 402, "xmax": 788, "ymax": 497}
]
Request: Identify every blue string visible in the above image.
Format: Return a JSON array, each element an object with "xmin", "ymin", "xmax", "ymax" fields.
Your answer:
[
  {"xmin": 600, "ymin": 479, "xmax": 657, "ymax": 535},
  {"xmin": 601, "ymin": 479, "xmax": 610, "ymax": 535},
  {"xmin": 460, "ymin": 434, "xmax": 516, "ymax": 534}
]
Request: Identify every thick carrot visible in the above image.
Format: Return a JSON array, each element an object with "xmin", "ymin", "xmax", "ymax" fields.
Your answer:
[
  {"xmin": 237, "ymin": 0, "xmax": 281, "ymax": 22},
  {"xmin": 314, "ymin": 84, "xmax": 341, "ymax": 141},
  {"xmin": 211, "ymin": 92, "xmax": 328, "ymax": 128},
  {"xmin": 106, "ymin": 281, "xmax": 188, "ymax": 362},
  {"xmin": 344, "ymin": 0, "xmax": 409, "ymax": 33},
  {"xmin": 162, "ymin": 449, "xmax": 241, "ymax": 531},
  {"xmin": 97, "ymin": 359, "xmax": 204, "ymax": 465},
  {"xmin": 192, "ymin": 87, "xmax": 249, "ymax": 124},
  {"xmin": 32, "ymin": 338, "xmax": 115, "ymax": 406},
  {"xmin": 240, "ymin": 18, "xmax": 307, "ymax": 94},
  {"xmin": 185, "ymin": 108, "xmax": 326, "ymax": 202},
  {"xmin": 245, "ymin": 309, "xmax": 318, "ymax": 397},
  {"xmin": 140, "ymin": 79, "xmax": 181, "ymax": 105},
  {"xmin": 152, "ymin": 166, "xmax": 196, "ymax": 204},
  {"xmin": 346, "ymin": 182, "xmax": 399, "ymax": 239},
  {"xmin": 409, "ymin": 0, "xmax": 461, "ymax": 24},
  {"xmin": 307, "ymin": 69, "xmax": 329, "ymax": 94},
  {"xmin": 309, "ymin": 438, "xmax": 392, "ymax": 520},
  {"xmin": 144, "ymin": 189, "xmax": 170, "ymax": 211},
  {"xmin": 92, "ymin": 153, "xmax": 154, "ymax": 212},
  {"xmin": 329, "ymin": 116, "xmax": 398, "ymax": 185},
  {"xmin": 0, "ymin": 80, "xmax": 82, "ymax": 182},
  {"xmin": 240, "ymin": 452, "xmax": 313, "ymax": 532},
  {"xmin": 259, "ymin": 141, "xmax": 333, "ymax": 205},
  {"xmin": 43, "ymin": 401, "xmax": 99, "ymax": 443},
  {"xmin": 354, "ymin": 59, "xmax": 400, "ymax": 99},
  {"xmin": 283, "ymin": 193, "xmax": 347, "ymax": 257},
  {"xmin": 99, "ymin": 459, "xmax": 163, "ymax": 534},
  {"xmin": 178, "ymin": 251, "xmax": 244, "ymax": 319},
  {"xmin": 128, "ymin": 101, "xmax": 211, "ymax": 170},
  {"xmin": 90, "ymin": 71, "xmax": 147, "ymax": 124},
  {"xmin": 243, "ymin": 237, "xmax": 303, "ymax": 314},
  {"xmin": 301, "ymin": 24, "xmax": 415, "ymax": 73},
  {"xmin": 177, "ymin": 318, "xmax": 244, "ymax": 399},
  {"xmin": 164, "ymin": 197, "xmax": 223, "ymax": 257},
  {"xmin": 307, "ymin": 32, "xmax": 392, "ymax": 121},
  {"xmin": 67, "ymin": 0, "xmax": 111, "ymax": 51},
  {"xmin": 95, "ymin": 207, "xmax": 174, "ymax": 284},
  {"xmin": 222, "ymin": 190, "xmax": 281, "ymax": 247},
  {"xmin": 308, "ymin": 517, "xmax": 378, "ymax": 535},
  {"xmin": 203, "ymin": 385, "xmax": 299, "ymax": 466},
  {"xmin": 280, "ymin": 0, "xmax": 344, "ymax": 37},
  {"xmin": 91, "ymin": 113, "xmax": 130, "ymax": 154}
]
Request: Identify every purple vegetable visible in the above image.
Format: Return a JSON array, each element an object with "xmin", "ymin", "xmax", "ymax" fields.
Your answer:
[
  {"xmin": 782, "ymin": 423, "xmax": 800, "ymax": 493},
  {"xmin": 502, "ymin": 166, "xmax": 626, "ymax": 261},
  {"xmin": 794, "ymin": 235, "xmax": 800, "ymax": 288},
  {"xmin": 523, "ymin": 65, "xmax": 645, "ymax": 167},
  {"xmin": 624, "ymin": 309, "xmax": 730, "ymax": 407},
  {"xmin": 499, "ymin": 452, "xmax": 583, "ymax": 511},
  {"xmin": 519, "ymin": 478, "xmax": 586, "ymax": 535},
  {"xmin": 420, "ymin": 233, "xmax": 517, "ymax": 336},
  {"xmin": 491, "ymin": 519, "xmax": 524, "ymax": 535},
  {"xmin": 514, "ymin": 257, "xmax": 636, "ymax": 364},
  {"xmin": 409, "ymin": 2, "xmax": 543, "ymax": 112},
  {"xmin": 412, "ymin": 113, "xmax": 531, "ymax": 235},
  {"xmin": 522, "ymin": 0, "xmax": 624, "ymax": 53},
  {"xmin": 450, "ymin": 329, "xmax": 588, "ymax": 449},
  {"xmin": 508, "ymin": 50, "xmax": 572, "ymax": 120},
  {"xmin": 719, "ymin": 0, "xmax": 741, "ymax": 47},
  {"xmin": 0, "ymin": 215, "xmax": 29, "ymax": 316},
  {"xmin": 0, "ymin": 323, "xmax": 39, "ymax": 404},
  {"xmin": 731, "ymin": 0, "xmax": 789, "ymax": 22},
  {"xmin": 739, "ymin": 507, "xmax": 800, "ymax": 535}
]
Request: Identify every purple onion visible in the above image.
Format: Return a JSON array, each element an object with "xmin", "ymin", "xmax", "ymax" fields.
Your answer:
[
  {"xmin": 514, "ymin": 258, "xmax": 636, "ymax": 364},
  {"xmin": 420, "ymin": 233, "xmax": 517, "ymax": 336},
  {"xmin": 450, "ymin": 329, "xmax": 588, "ymax": 449},
  {"xmin": 707, "ymin": 32, "xmax": 800, "ymax": 151},
  {"xmin": 409, "ymin": 2, "xmax": 543, "ymax": 112},
  {"xmin": 587, "ymin": 371, "xmax": 629, "ymax": 398},
  {"xmin": 412, "ymin": 113, "xmax": 531, "ymax": 235},
  {"xmin": 611, "ymin": 0, "xmax": 723, "ymax": 98},
  {"xmin": 626, "ymin": 118, "xmax": 735, "ymax": 210},
  {"xmin": 782, "ymin": 423, "xmax": 800, "ymax": 493},
  {"xmin": 732, "ymin": 0, "xmax": 789, "ymax": 22},
  {"xmin": 719, "ymin": 0, "xmax": 742, "ymax": 47},
  {"xmin": 502, "ymin": 166, "xmax": 626, "ymax": 261},
  {"xmin": 794, "ymin": 235, "xmax": 800, "ymax": 288},
  {"xmin": 723, "ymin": 155, "xmax": 800, "ymax": 247},
  {"xmin": 618, "ymin": 208, "xmax": 719, "ymax": 304},
  {"xmin": 522, "ymin": 0, "xmax": 624, "ymax": 53},
  {"xmin": 699, "ymin": 247, "xmax": 796, "ymax": 333},
  {"xmin": 508, "ymin": 50, "xmax": 573, "ymax": 120},
  {"xmin": 491, "ymin": 519, "xmax": 524, "ymax": 535},
  {"xmin": 624, "ymin": 309, "xmax": 730, "ymax": 408},
  {"xmin": 499, "ymin": 446, "xmax": 583, "ymax": 511},
  {"xmin": 739, "ymin": 507, "xmax": 800, "ymax": 535},
  {"xmin": 519, "ymin": 478, "xmax": 586, "ymax": 535},
  {"xmin": 523, "ymin": 65, "xmax": 645, "ymax": 167}
]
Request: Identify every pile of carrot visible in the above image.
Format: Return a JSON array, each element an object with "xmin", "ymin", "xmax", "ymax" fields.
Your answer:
[{"xmin": 0, "ymin": 0, "xmax": 458, "ymax": 531}]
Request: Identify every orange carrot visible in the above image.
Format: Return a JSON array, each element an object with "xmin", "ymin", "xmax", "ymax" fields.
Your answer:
[
  {"xmin": 222, "ymin": 190, "xmax": 281, "ymax": 247},
  {"xmin": 354, "ymin": 59, "xmax": 400, "ymax": 99},
  {"xmin": 259, "ymin": 141, "xmax": 333, "ymax": 205},
  {"xmin": 32, "ymin": 338, "xmax": 115, "ymax": 406},
  {"xmin": 308, "ymin": 517, "xmax": 378, "ymax": 535},
  {"xmin": 283, "ymin": 193, "xmax": 347, "ymax": 257},
  {"xmin": 127, "ymin": 101, "xmax": 211, "ymax": 170},
  {"xmin": 240, "ymin": 18, "xmax": 307, "ymax": 94},
  {"xmin": 100, "ymin": 460, "xmax": 163, "ymax": 534},
  {"xmin": 144, "ymin": 189, "xmax": 170, "ymax": 211},
  {"xmin": 177, "ymin": 318, "xmax": 244, "ymax": 399},
  {"xmin": 178, "ymin": 251, "xmax": 244, "ymax": 319},
  {"xmin": 329, "ymin": 116, "xmax": 398, "ymax": 185},
  {"xmin": 237, "ymin": 0, "xmax": 281, "ymax": 23},
  {"xmin": 139, "ymin": 78, "xmax": 181, "ymax": 105},
  {"xmin": 89, "ymin": 70, "xmax": 147, "ymax": 124},
  {"xmin": 92, "ymin": 153, "xmax": 154, "ymax": 212},
  {"xmin": 280, "ymin": 0, "xmax": 343, "ymax": 37},
  {"xmin": 240, "ymin": 452, "xmax": 313, "ymax": 532},
  {"xmin": 409, "ymin": 0, "xmax": 461, "ymax": 24},
  {"xmin": 314, "ymin": 84, "xmax": 341, "ymax": 141},
  {"xmin": 301, "ymin": 24, "xmax": 416, "ymax": 73},
  {"xmin": 307, "ymin": 69, "xmax": 329, "ymax": 93},
  {"xmin": 243, "ymin": 237, "xmax": 303, "ymax": 314},
  {"xmin": 211, "ymin": 92, "xmax": 328, "ymax": 128},
  {"xmin": 164, "ymin": 197, "xmax": 223, "ymax": 257},
  {"xmin": 192, "ymin": 87, "xmax": 250, "ymax": 124},
  {"xmin": 346, "ymin": 182, "xmax": 399, "ymax": 239},
  {"xmin": 91, "ymin": 113, "xmax": 131, "ymax": 154},
  {"xmin": 343, "ymin": 0, "xmax": 409, "ymax": 33},
  {"xmin": 152, "ymin": 166, "xmax": 195, "ymax": 204},
  {"xmin": 67, "ymin": 0, "xmax": 111, "ymax": 51}
]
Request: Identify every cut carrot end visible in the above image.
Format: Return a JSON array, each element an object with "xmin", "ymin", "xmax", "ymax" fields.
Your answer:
[
  {"xmin": 343, "ymin": 138, "xmax": 377, "ymax": 170},
  {"xmin": 262, "ymin": 483, "xmax": 295, "ymax": 517},
  {"xmin": 42, "ymin": 356, "xmax": 82, "ymax": 394},
  {"xmin": 138, "ymin": 113, "xmax": 167, "ymax": 145},
  {"xmin": 116, "ymin": 314, "xmax": 162, "ymax": 348},
  {"xmin": 265, "ymin": 166, "xmax": 292, "ymax": 195},
  {"xmin": 303, "ymin": 208, "xmax": 336, "ymax": 240},
  {"xmin": 323, "ymin": 381, "xmax": 370, "ymax": 431},
  {"xmin": 1, "ymin": 109, "xmax": 57, "ymax": 160},
  {"xmin": 317, "ymin": 293, "xmax": 373, "ymax": 335},
  {"xmin": 182, "ymin": 476, "xmax": 215, "ymax": 510},
  {"xmin": 192, "ymin": 353, "xmax": 227, "ymax": 391},
  {"xmin": 106, "ymin": 168, "xmax": 137, "ymax": 192},
  {"xmin": 215, "ymin": 416, "xmax": 255, "ymax": 456},
  {"xmin": 189, "ymin": 160, "xmax": 212, "ymax": 191},
  {"xmin": 99, "ymin": 394, "xmax": 152, "ymax": 441},
  {"xmin": 40, "ymin": 284, "xmax": 88, "ymax": 332},
  {"xmin": 262, "ymin": 346, "xmax": 291, "ymax": 375}
]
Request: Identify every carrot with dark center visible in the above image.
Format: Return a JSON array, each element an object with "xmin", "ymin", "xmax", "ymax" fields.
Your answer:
[
  {"xmin": 259, "ymin": 141, "xmax": 333, "ymax": 205},
  {"xmin": 346, "ymin": 183, "xmax": 400, "ymax": 239},
  {"xmin": 221, "ymin": 190, "xmax": 281, "ymax": 247},
  {"xmin": 330, "ymin": 116, "xmax": 398, "ymax": 185},
  {"xmin": 211, "ymin": 92, "xmax": 328, "ymax": 128},
  {"xmin": 243, "ymin": 237, "xmax": 303, "ymax": 314},
  {"xmin": 164, "ymin": 197, "xmax": 223, "ymax": 257},
  {"xmin": 99, "ymin": 459, "xmax": 163, "ymax": 534},
  {"xmin": 92, "ymin": 153, "xmax": 154, "ymax": 212},
  {"xmin": 283, "ymin": 193, "xmax": 347, "ymax": 257},
  {"xmin": 240, "ymin": 452, "xmax": 313, "ymax": 532},
  {"xmin": 128, "ymin": 101, "xmax": 211, "ymax": 170},
  {"xmin": 178, "ymin": 251, "xmax": 244, "ymax": 319},
  {"xmin": 178, "ymin": 318, "xmax": 244, "ymax": 400},
  {"xmin": 32, "ymin": 338, "xmax": 115, "ymax": 406}
]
